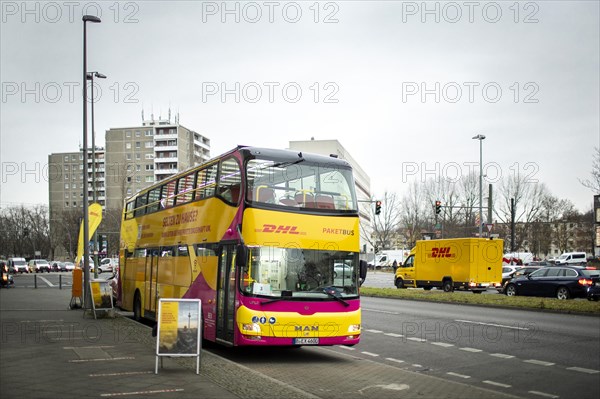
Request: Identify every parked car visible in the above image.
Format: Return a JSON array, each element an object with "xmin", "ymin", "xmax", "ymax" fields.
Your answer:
[
  {"xmin": 333, "ymin": 262, "xmax": 353, "ymax": 279},
  {"xmin": 28, "ymin": 259, "xmax": 51, "ymax": 273},
  {"xmin": 525, "ymin": 261, "xmax": 552, "ymax": 267},
  {"xmin": 98, "ymin": 258, "xmax": 119, "ymax": 274},
  {"xmin": 587, "ymin": 282, "xmax": 600, "ymax": 301},
  {"xmin": 64, "ymin": 262, "xmax": 75, "ymax": 272},
  {"xmin": 498, "ymin": 265, "xmax": 543, "ymax": 293},
  {"xmin": 7, "ymin": 257, "xmax": 28, "ymax": 273},
  {"xmin": 504, "ymin": 266, "xmax": 597, "ymax": 300},
  {"xmin": 501, "ymin": 265, "xmax": 521, "ymax": 285},
  {"xmin": 50, "ymin": 261, "xmax": 66, "ymax": 272},
  {"xmin": 555, "ymin": 252, "xmax": 587, "ymax": 266}
]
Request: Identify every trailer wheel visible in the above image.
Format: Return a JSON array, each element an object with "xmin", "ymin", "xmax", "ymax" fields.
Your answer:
[{"xmin": 442, "ymin": 280, "xmax": 453, "ymax": 293}]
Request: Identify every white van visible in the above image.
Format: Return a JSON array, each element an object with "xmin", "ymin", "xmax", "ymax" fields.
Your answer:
[
  {"xmin": 555, "ymin": 252, "xmax": 587, "ymax": 266},
  {"xmin": 7, "ymin": 257, "xmax": 28, "ymax": 273}
]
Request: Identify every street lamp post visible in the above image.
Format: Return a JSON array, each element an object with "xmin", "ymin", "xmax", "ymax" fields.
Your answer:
[
  {"xmin": 87, "ymin": 71, "xmax": 106, "ymax": 279},
  {"xmin": 82, "ymin": 14, "xmax": 101, "ymax": 309},
  {"xmin": 472, "ymin": 134, "xmax": 486, "ymax": 238}
]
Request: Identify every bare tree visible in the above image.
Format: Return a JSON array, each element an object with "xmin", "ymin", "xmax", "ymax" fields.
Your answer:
[
  {"xmin": 398, "ymin": 181, "xmax": 428, "ymax": 247},
  {"xmin": 360, "ymin": 191, "xmax": 401, "ymax": 252},
  {"xmin": 579, "ymin": 146, "xmax": 600, "ymax": 194}
]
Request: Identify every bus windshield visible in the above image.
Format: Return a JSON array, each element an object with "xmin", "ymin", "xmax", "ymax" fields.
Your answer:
[
  {"xmin": 246, "ymin": 157, "xmax": 357, "ymax": 212},
  {"xmin": 240, "ymin": 247, "xmax": 359, "ymax": 299}
]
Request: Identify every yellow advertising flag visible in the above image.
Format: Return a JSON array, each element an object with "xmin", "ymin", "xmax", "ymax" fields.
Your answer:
[{"xmin": 75, "ymin": 203, "xmax": 103, "ymax": 265}]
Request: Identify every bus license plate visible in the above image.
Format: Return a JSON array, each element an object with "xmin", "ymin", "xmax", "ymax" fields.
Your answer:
[{"xmin": 294, "ymin": 338, "xmax": 319, "ymax": 345}]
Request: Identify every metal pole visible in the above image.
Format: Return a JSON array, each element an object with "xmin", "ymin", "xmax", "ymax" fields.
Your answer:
[
  {"xmin": 82, "ymin": 18, "xmax": 90, "ymax": 308},
  {"xmin": 82, "ymin": 15, "xmax": 101, "ymax": 309},
  {"xmin": 478, "ymin": 138, "xmax": 483, "ymax": 238},
  {"xmin": 90, "ymin": 74, "xmax": 98, "ymax": 279}
]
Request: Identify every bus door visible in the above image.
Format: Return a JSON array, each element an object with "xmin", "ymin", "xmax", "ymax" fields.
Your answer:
[
  {"xmin": 144, "ymin": 248, "xmax": 159, "ymax": 319},
  {"xmin": 216, "ymin": 244, "xmax": 236, "ymax": 345}
]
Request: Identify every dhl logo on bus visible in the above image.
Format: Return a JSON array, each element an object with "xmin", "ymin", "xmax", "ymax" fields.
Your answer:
[
  {"xmin": 429, "ymin": 247, "xmax": 456, "ymax": 259},
  {"xmin": 255, "ymin": 224, "xmax": 306, "ymax": 235}
]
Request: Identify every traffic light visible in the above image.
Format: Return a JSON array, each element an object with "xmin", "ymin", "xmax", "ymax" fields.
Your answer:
[
  {"xmin": 435, "ymin": 200, "xmax": 441, "ymax": 215},
  {"xmin": 375, "ymin": 200, "xmax": 382, "ymax": 215}
]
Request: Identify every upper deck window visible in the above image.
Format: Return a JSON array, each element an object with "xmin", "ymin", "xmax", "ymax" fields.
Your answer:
[{"xmin": 246, "ymin": 157, "xmax": 357, "ymax": 212}]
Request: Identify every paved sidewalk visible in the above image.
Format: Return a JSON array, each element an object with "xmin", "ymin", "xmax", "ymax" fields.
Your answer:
[{"xmin": 0, "ymin": 287, "xmax": 312, "ymax": 399}]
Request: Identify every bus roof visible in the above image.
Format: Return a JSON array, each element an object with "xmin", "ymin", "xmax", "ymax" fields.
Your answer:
[{"xmin": 124, "ymin": 145, "xmax": 352, "ymax": 202}]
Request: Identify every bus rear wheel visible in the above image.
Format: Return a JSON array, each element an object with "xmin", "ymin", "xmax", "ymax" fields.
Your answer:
[{"xmin": 133, "ymin": 292, "xmax": 142, "ymax": 321}]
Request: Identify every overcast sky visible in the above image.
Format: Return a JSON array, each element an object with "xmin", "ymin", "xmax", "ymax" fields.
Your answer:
[{"xmin": 1, "ymin": 1, "xmax": 598, "ymax": 212}]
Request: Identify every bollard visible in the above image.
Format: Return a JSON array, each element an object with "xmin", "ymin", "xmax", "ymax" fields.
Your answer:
[
  {"xmin": 34, "ymin": 274, "xmax": 37, "ymax": 289},
  {"xmin": 59, "ymin": 275, "xmax": 62, "ymax": 290}
]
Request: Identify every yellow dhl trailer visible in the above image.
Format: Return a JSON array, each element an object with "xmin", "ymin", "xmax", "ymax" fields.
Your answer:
[{"xmin": 394, "ymin": 238, "xmax": 503, "ymax": 293}]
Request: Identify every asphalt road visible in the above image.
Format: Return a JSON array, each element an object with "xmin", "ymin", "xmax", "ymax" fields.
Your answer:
[{"xmin": 10, "ymin": 271, "xmax": 600, "ymax": 399}]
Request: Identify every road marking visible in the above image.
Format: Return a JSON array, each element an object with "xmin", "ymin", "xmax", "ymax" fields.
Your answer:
[
  {"xmin": 384, "ymin": 333, "xmax": 404, "ymax": 338},
  {"xmin": 64, "ymin": 346, "xmax": 115, "ymax": 350},
  {"xmin": 524, "ymin": 359, "xmax": 555, "ymax": 367},
  {"xmin": 90, "ymin": 371, "xmax": 153, "ymax": 377},
  {"xmin": 100, "ymin": 389, "xmax": 184, "ymax": 397},
  {"xmin": 385, "ymin": 358, "xmax": 405, "ymax": 364},
  {"xmin": 490, "ymin": 353, "xmax": 515, "ymax": 359},
  {"xmin": 52, "ymin": 337, "xmax": 99, "ymax": 341},
  {"xmin": 365, "ymin": 329, "xmax": 383, "ymax": 333},
  {"xmin": 566, "ymin": 366, "xmax": 600, "ymax": 374},
  {"xmin": 338, "ymin": 346, "xmax": 355, "ymax": 351},
  {"xmin": 69, "ymin": 357, "xmax": 135, "ymax": 363},
  {"xmin": 447, "ymin": 372, "xmax": 471, "ymax": 379},
  {"xmin": 38, "ymin": 276, "xmax": 55, "ymax": 287},
  {"xmin": 455, "ymin": 319, "xmax": 530, "ymax": 331},
  {"xmin": 407, "ymin": 337, "xmax": 426, "ymax": 342},
  {"xmin": 431, "ymin": 342, "xmax": 454, "ymax": 348},
  {"xmin": 412, "ymin": 364, "xmax": 423, "ymax": 368},
  {"xmin": 361, "ymin": 351, "xmax": 380, "ymax": 357},
  {"xmin": 459, "ymin": 347, "xmax": 483, "ymax": 353},
  {"xmin": 483, "ymin": 380, "xmax": 512, "ymax": 388},
  {"xmin": 529, "ymin": 391, "xmax": 559, "ymax": 398},
  {"xmin": 362, "ymin": 308, "xmax": 400, "ymax": 315}
]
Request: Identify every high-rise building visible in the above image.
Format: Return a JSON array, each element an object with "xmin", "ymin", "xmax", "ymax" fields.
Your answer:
[
  {"xmin": 48, "ymin": 115, "xmax": 210, "ymax": 259},
  {"xmin": 104, "ymin": 117, "xmax": 210, "ymax": 211},
  {"xmin": 48, "ymin": 147, "xmax": 106, "ymax": 213},
  {"xmin": 288, "ymin": 139, "xmax": 372, "ymax": 255}
]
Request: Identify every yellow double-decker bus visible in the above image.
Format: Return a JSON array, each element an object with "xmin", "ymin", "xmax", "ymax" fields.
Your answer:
[{"xmin": 118, "ymin": 146, "xmax": 366, "ymax": 347}]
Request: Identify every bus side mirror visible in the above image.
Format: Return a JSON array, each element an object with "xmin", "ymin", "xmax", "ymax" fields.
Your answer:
[
  {"xmin": 359, "ymin": 260, "xmax": 368, "ymax": 281},
  {"xmin": 236, "ymin": 245, "xmax": 248, "ymax": 267}
]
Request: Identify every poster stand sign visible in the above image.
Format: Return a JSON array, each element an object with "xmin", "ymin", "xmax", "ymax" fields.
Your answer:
[
  {"xmin": 88, "ymin": 279, "xmax": 114, "ymax": 319},
  {"xmin": 155, "ymin": 298, "xmax": 202, "ymax": 375}
]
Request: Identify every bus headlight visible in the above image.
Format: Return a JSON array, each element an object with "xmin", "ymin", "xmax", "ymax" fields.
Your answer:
[
  {"xmin": 348, "ymin": 324, "xmax": 361, "ymax": 333},
  {"xmin": 242, "ymin": 323, "xmax": 261, "ymax": 333}
]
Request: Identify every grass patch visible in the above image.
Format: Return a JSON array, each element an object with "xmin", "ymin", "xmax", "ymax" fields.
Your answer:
[{"xmin": 360, "ymin": 287, "xmax": 600, "ymax": 314}]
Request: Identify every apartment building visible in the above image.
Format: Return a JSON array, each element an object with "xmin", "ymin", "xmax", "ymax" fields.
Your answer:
[
  {"xmin": 104, "ymin": 117, "xmax": 210, "ymax": 211},
  {"xmin": 48, "ymin": 147, "xmax": 106, "ymax": 214}
]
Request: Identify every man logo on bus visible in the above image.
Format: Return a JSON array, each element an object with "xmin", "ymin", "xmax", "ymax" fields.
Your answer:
[
  {"xmin": 258, "ymin": 224, "xmax": 302, "ymax": 234},
  {"xmin": 295, "ymin": 325, "xmax": 319, "ymax": 332},
  {"xmin": 431, "ymin": 247, "xmax": 454, "ymax": 258}
]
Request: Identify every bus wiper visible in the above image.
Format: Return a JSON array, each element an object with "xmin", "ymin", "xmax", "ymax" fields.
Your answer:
[
  {"xmin": 321, "ymin": 287, "xmax": 349, "ymax": 307},
  {"xmin": 271, "ymin": 158, "xmax": 304, "ymax": 168},
  {"xmin": 261, "ymin": 290, "xmax": 294, "ymax": 305},
  {"xmin": 261, "ymin": 297, "xmax": 287, "ymax": 305}
]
